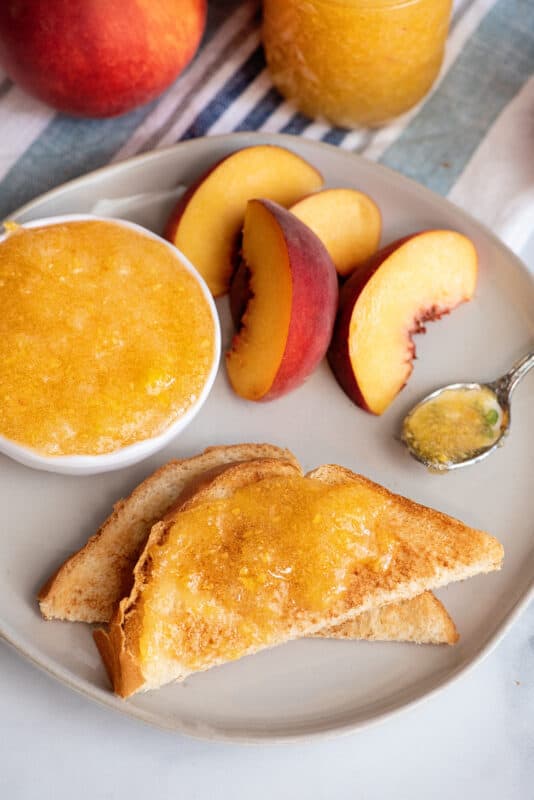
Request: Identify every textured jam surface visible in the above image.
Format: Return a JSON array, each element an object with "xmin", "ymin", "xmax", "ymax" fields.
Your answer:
[
  {"xmin": 403, "ymin": 387, "xmax": 502, "ymax": 466},
  {"xmin": 139, "ymin": 475, "xmax": 395, "ymax": 672},
  {"xmin": 263, "ymin": 0, "xmax": 452, "ymax": 127},
  {"xmin": 0, "ymin": 221, "xmax": 215, "ymax": 456}
]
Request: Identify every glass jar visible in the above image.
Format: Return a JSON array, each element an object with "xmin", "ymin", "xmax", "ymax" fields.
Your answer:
[{"xmin": 262, "ymin": 0, "xmax": 452, "ymax": 128}]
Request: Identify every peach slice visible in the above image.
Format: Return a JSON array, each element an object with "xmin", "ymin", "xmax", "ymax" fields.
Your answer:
[
  {"xmin": 226, "ymin": 199, "xmax": 338, "ymax": 401},
  {"xmin": 290, "ymin": 188, "xmax": 381, "ymax": 277},
  {"xmin": 327, "ymin": 231, "xmax": 478, "ymax": 415},
  {"xmin": 164, "ymin": 145, "xmax": 323, "ymax": 297}
]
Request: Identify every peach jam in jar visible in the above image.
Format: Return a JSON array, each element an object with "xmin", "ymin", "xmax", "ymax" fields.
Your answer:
[{"xmin": 262, "ymin": 0, "xmax": 452, "ymax": 127}]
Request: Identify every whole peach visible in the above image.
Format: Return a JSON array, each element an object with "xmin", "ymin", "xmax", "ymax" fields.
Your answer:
[{"xmin": 0, "ymin": 0, "xmax": 206, "ymax": 117}]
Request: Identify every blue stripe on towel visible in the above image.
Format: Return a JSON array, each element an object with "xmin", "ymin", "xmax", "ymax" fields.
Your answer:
[
  {"xmin": 180, "ymin": 46, "xmax": 266, "ymax": 140},
  {"xmin": 0, "ymin": 103, "xmax": 158, "ymax": 219},
  {"xmin": 235, "ymin": 87, "xmax": 282, "ymax": 131},
  {"xmin": 281, "ymin": 113, "xmax": 311, "ymax": 135},
  {"xmin": 322, "ymin": 128, "xmax": 349, "ymax": 146}
]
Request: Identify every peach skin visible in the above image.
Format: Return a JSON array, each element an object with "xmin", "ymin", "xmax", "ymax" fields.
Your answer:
[
  {"xmin": 0, "ymin": 0, "xmax": 207, "ymax": 117},
  {"xmin": 226, "ymin": 199, "xmax": 338, "ymax": 402},
  {"xmin": 327, "ymin": 230, "xmax": 478, "ymax": 414}
]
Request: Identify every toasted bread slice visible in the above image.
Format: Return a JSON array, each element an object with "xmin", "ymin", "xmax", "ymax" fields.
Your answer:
[
  {"xmin": 39, "ymin": 443, "xmax": 456, "ymax": 646},
  {"xmin": 39, "ymin": 444, "xmax": 300, "ymax": 623},
  {"xmin": 317, "ymin": 591, "xmax": 458, "ymax": 644},
  {"xmin": 94, "ymin": 461, "xmax": 502, "ymax": 697}
]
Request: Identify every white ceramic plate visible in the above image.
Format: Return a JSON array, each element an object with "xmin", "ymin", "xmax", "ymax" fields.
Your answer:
[{"xmin": 1, "ymin": 133, "xmax": 533, "ymax": 742}]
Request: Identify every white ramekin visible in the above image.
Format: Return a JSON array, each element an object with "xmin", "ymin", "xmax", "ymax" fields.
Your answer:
[{"xmin": 0, "ymin": 214, "xmax": 221, "ymax": 475}]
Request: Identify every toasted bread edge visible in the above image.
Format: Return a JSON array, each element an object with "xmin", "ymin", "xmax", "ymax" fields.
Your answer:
[
  {"xmin": 317, "ymin": 591, "xmax": 459, "ymax": 644},
  {"xmin": 38, "ymin": 443, "xmax": 300, "ymax": 623},
  {"xmin": 101, "ymin": 461, "xmax": 502, "ymax": 696},
  {"xmin": 96, "ymin": 458, "xmax": 303, "ymax": 696}
]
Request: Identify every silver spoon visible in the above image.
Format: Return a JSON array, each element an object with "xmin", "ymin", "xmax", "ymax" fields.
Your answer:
[{"xmin": 401, "ymin": 351, "xmax": 534, "ymax": 471}]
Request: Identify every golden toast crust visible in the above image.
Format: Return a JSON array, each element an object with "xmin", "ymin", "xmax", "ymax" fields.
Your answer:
[
  {"xmin": 39, "ymin": 442, "xmax": 458, "ymax": 663},
  {"xmin": 317, "ymin": 591, "xmax": 458, "ymax": 644},
  {"xmin": 38, "ymin": 444, "xmax": 300, "ymax": 623},
  {"xmin": 96, "ymin": 461, "xmax": 502, "ymax": 697},
  {"xmin": 95, "ymin": 458, "xmax": 302, "ymax": 697}
]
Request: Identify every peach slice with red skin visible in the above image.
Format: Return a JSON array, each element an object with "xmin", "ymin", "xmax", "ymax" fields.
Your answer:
[
  {"xmin": 226, "ymin": 199, "xmax": 338, "ymax": 401},
  {"xmin": 164, "ymin": 145, "xmax": 323, "ymax": 297},
  {"xmin": 290, "ymin": 188, "xmax": 382, "ymax": 277},
  {"xmin": 327, "ymin": 230, "xmax": 478, "ymax": 415}
]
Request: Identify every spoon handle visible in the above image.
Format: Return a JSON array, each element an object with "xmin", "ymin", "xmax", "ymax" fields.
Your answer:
[{"xmin": 495, "ymin": 351, "xmax": 534, "ymax": 398}]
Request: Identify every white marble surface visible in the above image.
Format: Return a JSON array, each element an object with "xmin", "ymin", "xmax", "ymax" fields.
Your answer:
[
  {"xmin": 1, "ymin": 603, "xmax": 533, "ymax": 799},
  {"xmin": 1, "ymin": 237, "xmax": 533, "ymax": 800}
]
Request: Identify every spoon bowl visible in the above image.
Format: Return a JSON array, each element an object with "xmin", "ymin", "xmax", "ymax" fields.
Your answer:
[{"xmin": 401, "ymin": 351, "xmax": 534, "ymax": 472}]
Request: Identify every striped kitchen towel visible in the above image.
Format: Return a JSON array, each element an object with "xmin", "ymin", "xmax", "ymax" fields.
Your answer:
[{"xmin": 0, "ymin": 0, "xmax": 532, "ymax": 253}]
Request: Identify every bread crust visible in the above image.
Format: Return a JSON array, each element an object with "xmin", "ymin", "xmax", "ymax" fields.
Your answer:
[
  {"xmin": 38, "ymin": 444, "xmax": 300, "ymax": 623},
  {"xmin": 94, "ymin": 458, "xmax": 302, "ymax": 697},
  {"xmin": 96, "ymin": 461, "xmax": 502, "ymax": 697},
  {"xmin": 39, "ymin": 442, "xmax": 458, "ymax": 660},
  {"xmin": 317, "ymin": 591, "xmax": 458, "ymax": 644}
]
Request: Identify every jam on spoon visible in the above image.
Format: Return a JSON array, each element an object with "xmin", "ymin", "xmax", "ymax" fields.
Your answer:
[{"xmin": 401, "ymin": 351, "xmax": 534, "ymax": 471}]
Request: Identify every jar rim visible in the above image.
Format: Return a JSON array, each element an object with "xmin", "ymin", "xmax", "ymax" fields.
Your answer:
[{"xmin": 279, "ymin": 0, "xmax": 428, "ymax": 7}]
